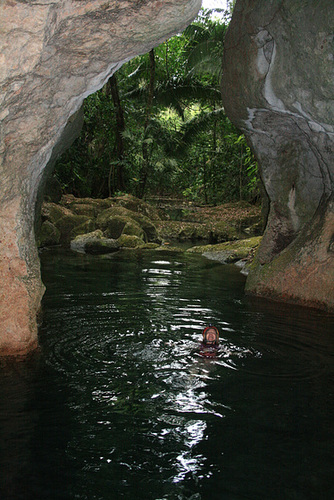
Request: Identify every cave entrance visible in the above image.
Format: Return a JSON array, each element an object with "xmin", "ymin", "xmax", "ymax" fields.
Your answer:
[{"xmin": 37, "ymin": 4, "xmax": 263, "ymax": 255}]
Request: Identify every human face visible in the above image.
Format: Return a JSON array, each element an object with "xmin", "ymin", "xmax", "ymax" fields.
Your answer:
[{"xmin": 205, "ymin": 328, "xmax": 218, "ymax": 344}]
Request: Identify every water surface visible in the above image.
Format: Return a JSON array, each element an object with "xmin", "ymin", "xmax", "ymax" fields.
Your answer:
[{"xmin": 1, "ymin": 248, "xmax": 333, "ymax": 499}]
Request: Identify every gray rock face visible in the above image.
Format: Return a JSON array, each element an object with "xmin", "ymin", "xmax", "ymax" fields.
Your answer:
[
  {"xmin": 1, "ymin": 0, "xmax": 333, "ymax": 354},
  {"xmin": 222, "ymin": 0, "xmax": 334, "ymax": 310},
  {"xmin": 0, "ymin": 0, "xmax": 201, "ymax": 354}
]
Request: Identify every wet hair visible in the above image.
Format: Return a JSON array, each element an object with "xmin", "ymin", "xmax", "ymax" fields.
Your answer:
[{"xmin": 202, "ymin": 326, "xmax": 219, "ymax": 345}]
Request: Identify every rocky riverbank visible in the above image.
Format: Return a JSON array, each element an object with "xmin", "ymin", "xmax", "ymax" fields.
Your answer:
[{"xmin": 37, "ymin": 194, "xmax": 263, "ymax": 267}]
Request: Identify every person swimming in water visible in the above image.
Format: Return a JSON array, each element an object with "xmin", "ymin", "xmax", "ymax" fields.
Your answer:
[{"xmin": 199, "ymin": 325, "xmax": 220, "ymax": 358}]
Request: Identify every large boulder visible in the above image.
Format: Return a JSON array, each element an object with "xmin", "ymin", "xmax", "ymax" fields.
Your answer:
[
  {"xmin": 0, "ymin": 0, "xmax": 201, "ymax": 354},
  {"xmin": 221, "ymin": 0, "xmax": 334, "ymax": 310},
  {"xmin": 97, "ymin": 213, "xmax": 130, "ymax": 239},
  {"xmin": 39, "ymin": 201, "xmax": 96, "ymax": 243},
  {"xmin": 97, "ymin": 206, "xmax": 160, "ymax": 243},
  {"xmin": 102, "ymin": 214, "xmax": 145, "ymax": 241}
]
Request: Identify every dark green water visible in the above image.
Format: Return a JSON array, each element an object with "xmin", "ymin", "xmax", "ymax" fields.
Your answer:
[{"xmin": 1, "ymin": 248, "xmax": 334, "ymax": 500}]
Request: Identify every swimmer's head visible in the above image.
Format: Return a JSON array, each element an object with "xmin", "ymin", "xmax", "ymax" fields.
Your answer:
[{"xmin": 202, "ymin": 326, "xmax": 219, "ymax": 345}]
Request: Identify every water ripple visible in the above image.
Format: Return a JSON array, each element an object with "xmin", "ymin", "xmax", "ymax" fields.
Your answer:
[{"xmin": 35, "ymin": 249, "xmax": 334, "ymax": 500}]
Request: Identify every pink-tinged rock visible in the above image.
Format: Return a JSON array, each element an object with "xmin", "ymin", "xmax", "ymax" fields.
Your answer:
[
  {"xmin": 0, "ymin": 0, "xmax": 201, "ymax": 355},
  {"xmin": 0, "ymin": 198, "xmax": 45, "ymax": 355}
]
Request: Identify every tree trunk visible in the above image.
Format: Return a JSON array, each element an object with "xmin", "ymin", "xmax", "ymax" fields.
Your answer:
[
  {"xmin": 138, "ymin": 49, "xmax": 156, "ymax": 199},
  {"xmin": 203, "ymin": 159, "xmax": 208, "ymax": 205},
  {"xmin": 106, "ymin": 73, "xmax": 125, "ymax": 194},
  {"xmin": 239, "ymin": 143, "xmax": 243, "ymax": 201}
]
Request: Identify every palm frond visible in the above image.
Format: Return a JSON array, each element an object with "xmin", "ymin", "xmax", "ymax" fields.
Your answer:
[
  {"xmin": 178, "ymin": 107, "xmax": 227, "ymax": 149},
  {"xmin": 187, "ymin": 40, "xmax": 223, "ymax": 78},
  {"xmin": 155, "ymin": 79, "xmax": 221, "ymax": 109}
]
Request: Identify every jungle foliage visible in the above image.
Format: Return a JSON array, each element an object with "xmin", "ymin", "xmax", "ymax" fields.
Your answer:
[{"xmin": 53, "ymin": 8, "xmax": 260, "ymax": 205}]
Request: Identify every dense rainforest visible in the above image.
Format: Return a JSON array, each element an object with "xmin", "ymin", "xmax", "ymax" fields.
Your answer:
[{"xmin": 52, "ymin": 8, "xmax": 260, "ymax": 207}]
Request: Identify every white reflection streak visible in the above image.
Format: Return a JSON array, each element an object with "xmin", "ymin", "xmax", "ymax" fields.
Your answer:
[
  {"xmin": 173, "ymin": 388, "xmax": 225, "ymax": 418},
  {"xmin": 166, "ymin": 364, "xmax": 229, "ymax": 483},
  {"xmin": 173, "ymin": 420, "xmax": 207, "ymax": 483}
]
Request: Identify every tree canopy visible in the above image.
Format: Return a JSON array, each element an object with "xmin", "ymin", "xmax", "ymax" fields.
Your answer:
[{"xmin": 53, "ymin": 8, "xmax": 259, "ymax": 205}]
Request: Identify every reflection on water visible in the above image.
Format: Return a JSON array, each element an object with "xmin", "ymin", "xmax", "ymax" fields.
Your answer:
[{"xmin": 0, "ymin": 248, "xmax": 334, "ymax": 499}]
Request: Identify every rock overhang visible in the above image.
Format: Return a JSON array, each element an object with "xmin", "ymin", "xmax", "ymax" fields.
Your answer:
[{"xmin": 0, "ymin": 0, "xmax": 202, "ymax": 354}]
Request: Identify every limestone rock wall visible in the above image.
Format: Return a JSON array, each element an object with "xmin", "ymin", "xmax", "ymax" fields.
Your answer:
[
  {"xmin": 222, "ymin": 0, "xmax": 334, "ymax": 310},
  {"xmin": 0, "ymin": 0, "xmax": 201, "ymax": 354}
]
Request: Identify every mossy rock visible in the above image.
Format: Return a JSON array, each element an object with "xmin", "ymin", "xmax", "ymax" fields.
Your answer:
[
  {"xmin": 156, "ymin": 221, "xmax": 210, "ymax": 241},
  {"xmin": 97, "ymin": 206, "xmax": 159, "ymax": 243},
  {"xmin": 122, "ymin": 220, "xmax": 145, "ymax": 240},
  {"xmin": 116, "ymin": 194, "xmax": 161, "ymax": 220},
  {"xmin": 71, "ymin": 219, "xmax": 96, "ymax": 238},
  {"xmin": 203, "ymin": 248, "xmax": 251, "ymax": 263},
  {"xmin": 60, "ymin": 195, "xmax": 115, "ymax": 214},
  {"xmin": 84, "ymin": 239, "xmax": 119, "ymax": 255},
  {"xmin": 54, "ymin": 213, "xmax": 91, "ymax": 244},
  {"xmin": 128, "ymin": 213, "xmax": 159, "ymax": 242},
  {"xmin": 93, "ymin": 198, "xmax": 117, "ymax": 213},
  {"xmin": 96, "ymin": 206, "xmax": 132, "ymax": 229},
  {"xmin": 188, "ymin": 236, "xmax": 262, "ymax": 263},
  {"xmin": 211, "ymin": 221, "xmax": 239, "ymax": 243},
  {"xmin": 141, "ymin": 242, "xmax": 160, "ymax": 250},
  {"xmin": 41, "ymin": 202, "xmax": 74, "ymax": 224},
  {"xmin": 37, "ymin": 221, "xmax": 60, "ymax": 247},
  {"xmin": 99, "ymin": 214, "xmax": 128, "ymax": 239},
  {"xmin": 186, "ymin": 244, "xmax": 212, "ymax": 254},
  {"xmin": 69, "ymin": 203, "xmax": 99, "ymax": 218},
  {"xmin": 117, "ymin": 234, "xmax": 146, "ymax": 248},
  {"xmin": 70, "ymin": 230, "xmax": 119, "ymax": 254},
  {"xmin": 156, "ymin": 245, "xmax": 186, "ymax": 253}
]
